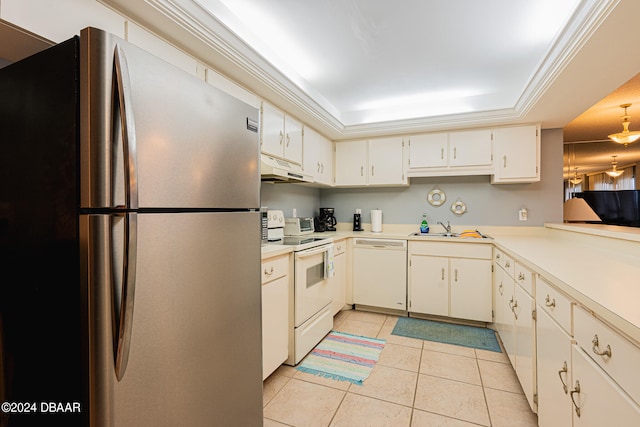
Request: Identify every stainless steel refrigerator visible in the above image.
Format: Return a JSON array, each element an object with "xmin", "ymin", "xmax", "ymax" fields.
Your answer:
[{"xmin": 0, "ymin": 27, "xmax": 263, "ymax": 426}]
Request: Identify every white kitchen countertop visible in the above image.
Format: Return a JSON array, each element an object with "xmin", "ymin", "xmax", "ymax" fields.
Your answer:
[{"xmin": 261, "ymin": 222, "xmax": 640, "ymax": 345}]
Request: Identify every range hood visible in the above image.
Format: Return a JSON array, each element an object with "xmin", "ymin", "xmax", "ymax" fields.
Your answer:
[{"xmin": 260, "ymin": 154, "xmax": 313, "ymax": 183}]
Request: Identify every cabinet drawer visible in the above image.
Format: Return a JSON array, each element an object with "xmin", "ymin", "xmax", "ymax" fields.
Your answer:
[
  {"xmin": 333, "ymin": 239, "xmax": 346, "ymax": 255},
  {"xmin": 494, "ymin": 249, "xmax": 514, "ymax": 278},
  {"xmin": 514, "ymin": 262, "xmax": 534, "ymax": 296},
  {"xmin": 536, "ymin": 276, "xmax": 572, "ymax": 335},
  {"xmin": 574, "ymin": 305, "xmax": 640, "ymax": 406},
  {"xmin": 410, "ymin": 241, "xmax": 491, "ymax": 259},
  {"xmin": 261, "ymin": 254, "xmax": 289, "ymax": 284}
]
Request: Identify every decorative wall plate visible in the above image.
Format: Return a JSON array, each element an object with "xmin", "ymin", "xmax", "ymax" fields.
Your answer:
[
  {"xmin": 450, "ymin": 198, "xmax": 467, "ymax": 216},
  {"xmin": 427, "ymin": 186, "xmax": 446, "ymax": 207}
]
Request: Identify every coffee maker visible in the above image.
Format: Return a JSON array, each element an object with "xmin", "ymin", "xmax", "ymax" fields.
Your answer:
[{"xmin": 315, "ymin": 208, "xmax": 337, "ymax": 232}]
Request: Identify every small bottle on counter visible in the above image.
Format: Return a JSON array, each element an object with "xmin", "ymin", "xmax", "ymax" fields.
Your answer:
[{"xmin": 420, "ymin": 213, "xmax": 429, "ymax": 234}]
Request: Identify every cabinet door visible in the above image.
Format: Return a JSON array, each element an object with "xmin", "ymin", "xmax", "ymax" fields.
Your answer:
[
  {"xmin": 450, "ymin": 258, "xmax": 492, "ymax": 322},
  {"xmin": 409, "ymin": 255, "xmax": 448, "ymax": 317},
  {"xmin": 318, "ymin": 136, "xmax": 334, "ymax": 186},
  {"xmin": 261, "ymin": 102, "xmax": 285, "ymax": 158},
  {"xmin": 303, "ymin": 127, "xmax": 333, "ymax": 186},
  {"xmin": 408, "ymin": 133, "xmax": 448, "ymax": 168},
  {"xmin": 572, "ymin": 345, "xmax": 640, "ymax": 426},
  {"xmin": 368, "ymin": 137, "xmax": 406, "ymax": 185},
  {"xmin": 537, "ymin": 309, "xmax": 572, "ymax": 427},
  {"xmin": 449, "ymin": 129, "xmax": 493, "ymax": 167},
  {"xmin": 493, "ymin": 265, "xmax": 508, "ymax": 337},
  {"xmin": 284, "ymin": 115, "xmax": 303, "ymax": 165},
  {"xmin": 492, "ymin": 125, "xmax": 539, "ymax": 183},
  {"xmin": 500, "ymin": 280, "xmax": 516, "ymax": 366},
  {"xmin": 335, "ymin": 140, "xmax": 367, "ymax": 186},
  {"xmin": 330, "ymin": 250, "xmax": 346, "ymax": 315},
  {"xmin": 262, "ymin": 275, "xmax": 289, "ymax": 380},
  {"xmin": 514, "ymin": 283, "xmax": 537, "ymax": 412}
]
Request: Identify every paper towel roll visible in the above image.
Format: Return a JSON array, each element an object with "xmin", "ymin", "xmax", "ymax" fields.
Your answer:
[{"xmin": 371, "ymin": 209, "xmax": 382, "ymax": 233}]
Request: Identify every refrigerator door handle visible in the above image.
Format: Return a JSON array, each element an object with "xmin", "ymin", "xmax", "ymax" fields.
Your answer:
[
  {"xmin": 114, "ymin": 212, "xmax": 137, "ymax": 381},
  {"xmin": 113, "ymin": 44, "xmax": 139, "ymax": 210}
]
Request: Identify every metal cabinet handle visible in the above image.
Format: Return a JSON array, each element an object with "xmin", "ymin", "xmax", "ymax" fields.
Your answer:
[
  {"xmin": 511, "ymin": 299, "xmax": 518, "ymax": 320},
  {"xmin": 264, "ymin": 266, "xmax": 274, "ymax": 277},
  {"xmin": 558, "ymin": 361, "xmax": 568, "ymax": 394},
  {"xmin": 454, "ymin": 268, "xmax": 458, "ymax": 282},
  {"xmin": 286, "ymin": 133, "xmax": 291, "ymax": 147},
  {"xmin": 279, "ymin": 130, "xmax": 284, "ymax": 145},
  {"xmin": 503, "ymin": 155, "xmax": 507, "ymax": 168},
  {"xmin": 505, "ymin": 261, "xmax": 510, "ymax": 268},
  {"xmin": 496, "ymin": 253, "xmax": 501, "ymax": 260},
  {"xmin": 440, "ymin": 147, "xmax": 444, "ymax": 160},
  {"xmin": 441, "ymin": 268, "xmax": 445, "ymax": 281},
  {"xmin": 592, "ymin": 334, "xmax": 612, "ymax": 358},
  {"xmin": 453, "ymin": 147, "xmax": 457, "ymax": 159},
  {"xmin": 518, "ymin": 272, "xmax": 525, "ymax": 281},
  {"xmin": 371, "ymin": 165, "xmax": 375, "ymax": 176},
  {"xmin": 545, "ymin": 295, "xmax": 556, "ymax": 308},
  {"xmin": 360, "ymin": 166, "xmax": 364, "ymax": 176},
  {"xmin": 570, "ymin": 380, "xmax": 581, "ymax": 417},
  {"xmin": 498, "ymin": 283, "xmax": 503, "ymax": 296}
]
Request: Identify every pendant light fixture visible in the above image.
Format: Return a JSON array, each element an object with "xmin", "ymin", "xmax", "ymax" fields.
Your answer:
[
  {"xmin": 569, "ymin": 167, "xmax": 582, "ymax": 185},
  {"xmin": 608, "ymin": 103, "xmax": 640, "ymax": 147},
  {"xmin": 606, "ymin": 155, "xmax": 624, "ymax": 178}
]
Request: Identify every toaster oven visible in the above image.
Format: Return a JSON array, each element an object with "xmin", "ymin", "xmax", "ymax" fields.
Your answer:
[{"xmin": 284, "ymin": 217, "xmax": 314, "ymax": 235}]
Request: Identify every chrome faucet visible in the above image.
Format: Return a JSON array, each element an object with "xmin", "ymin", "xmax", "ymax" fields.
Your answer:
[{"xmin": 438, "ymin": 221, "xmax": 452, "ymax": 235}]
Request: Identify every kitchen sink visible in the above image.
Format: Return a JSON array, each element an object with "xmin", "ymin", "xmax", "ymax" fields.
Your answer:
[
  {"xmin": 409, "ymin": 232, "xmax": 459, "ymax": 237},
  {"xmin": 408, "ymin": 231, "xmax": 492, "ymax": 239}
]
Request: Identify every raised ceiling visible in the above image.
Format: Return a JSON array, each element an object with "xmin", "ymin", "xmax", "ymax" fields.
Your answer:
[{"xmin": 103, "ymin": 0, "xmax": 640, "ymax": 140}]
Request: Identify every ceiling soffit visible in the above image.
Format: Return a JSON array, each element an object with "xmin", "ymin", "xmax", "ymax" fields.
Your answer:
[{"xmin": 102, "ymin": 0, "xmax": 620, "ymax": 139}]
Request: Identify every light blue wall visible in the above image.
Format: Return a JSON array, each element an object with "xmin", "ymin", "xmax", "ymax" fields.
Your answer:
[{"xmin": 261, "ymin": 128, "xmax": 564, "ymax": 226}]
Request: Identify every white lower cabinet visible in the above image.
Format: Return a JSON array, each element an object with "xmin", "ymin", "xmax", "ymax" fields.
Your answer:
[
  {"xmin": 537, "ymin": 308, "xmax": 573, "ymax": 427},
  {"xmin": 329, "ymin": 240, "xmax": 346, "ymax": 315},
  {"xmin": 513, "ymin": 281, "xmax": 536, "ymax": 412},
  {"xmin": 409, "ymin": 242, "xmax": 492, "ymax": 322},
  {"xmin": 261, "ymin": 254, "xmax": 289, "ymax": 380},
  {"xmin": 493, "ymin": 256, "xmax": 537, "ymax": 412},
  {"xmin": 571, "ymin": 344, "xmax": 640, "ymax": 426}
]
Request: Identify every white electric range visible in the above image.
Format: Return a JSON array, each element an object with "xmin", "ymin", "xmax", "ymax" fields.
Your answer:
[{"xmin": 266, "ymin": 210, "xmax": 334, "ymax": 365}]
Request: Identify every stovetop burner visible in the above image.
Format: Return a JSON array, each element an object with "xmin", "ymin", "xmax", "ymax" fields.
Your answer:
[
  {"xmin": 282, "ymin": 237, "xmax": 327, "ymax": 245},
  {"xmin": 269, "ymin": 235, "xmax": 334, "ymax": 251}
]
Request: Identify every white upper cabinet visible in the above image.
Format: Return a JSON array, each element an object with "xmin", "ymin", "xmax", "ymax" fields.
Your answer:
[
  {"xmin": 302, "ymin": 126, "xmax": 334, "ymax": 186},
  {"xmin": 449, "ymin": 129, "xmax": 493, "ymax": 167},
  {"xmin": 492, "ymin": 125, "xmax": 540, "ymax": 183},
  {"xmin": 261, "ymin": 102, "xmax": 303, "ymax": 165},
  {"xmin": 334, "ymin": 137, "xmax": 407, "ymax": 187},
  {"xmin": 368, "ymin": 137, "xmax": 406, "ymax": 185},
  {"xmin": 407, "ymin": 129, "xmax": 492, "ymax": 177},
  {"xmin": 335, "ymin": 140, "xmax": 368, "ymax": 186},
  {"xmin": 407, "ymin": 133, "xmax": 449, "ymax": 169}
]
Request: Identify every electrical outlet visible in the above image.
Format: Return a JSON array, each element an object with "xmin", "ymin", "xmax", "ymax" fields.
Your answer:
[{"xmin": 519, "ymin": 208, "xmax": 528, "ymax": 221}]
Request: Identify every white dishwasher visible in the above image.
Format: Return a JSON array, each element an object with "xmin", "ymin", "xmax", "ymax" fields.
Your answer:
[{"xmin": 353, "ymin": 238, "xmax": 407, "ymax": 312}]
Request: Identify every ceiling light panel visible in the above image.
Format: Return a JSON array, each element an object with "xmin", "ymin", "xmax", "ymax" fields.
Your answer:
[{"xmin": 199, "ymin": 0, "xmax": 583, "ymax": 126}]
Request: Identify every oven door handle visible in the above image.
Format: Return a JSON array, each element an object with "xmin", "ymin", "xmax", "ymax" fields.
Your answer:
[{"xmin": 295, "ymin": 245, "xmax": 330, "ymax": 260}]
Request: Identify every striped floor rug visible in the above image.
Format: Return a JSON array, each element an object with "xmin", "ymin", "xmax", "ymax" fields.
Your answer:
[{"xmin": 296, "ymin": 331, "xmax": 385, "ymax": 385}]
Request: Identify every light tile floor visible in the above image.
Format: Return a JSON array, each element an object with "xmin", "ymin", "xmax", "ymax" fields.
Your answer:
[{"xmin": 263, "ymin": 309, "xmax": 539, "ymax": 427}]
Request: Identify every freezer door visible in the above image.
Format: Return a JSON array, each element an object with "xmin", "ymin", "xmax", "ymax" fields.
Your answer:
[
  {"xmin": 84, "ymin": 211, "xmax": 263, "ymax": 426},
  {"xmin": 80, "ymin": 27, "xmax": 260, "ymax": 210}
]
